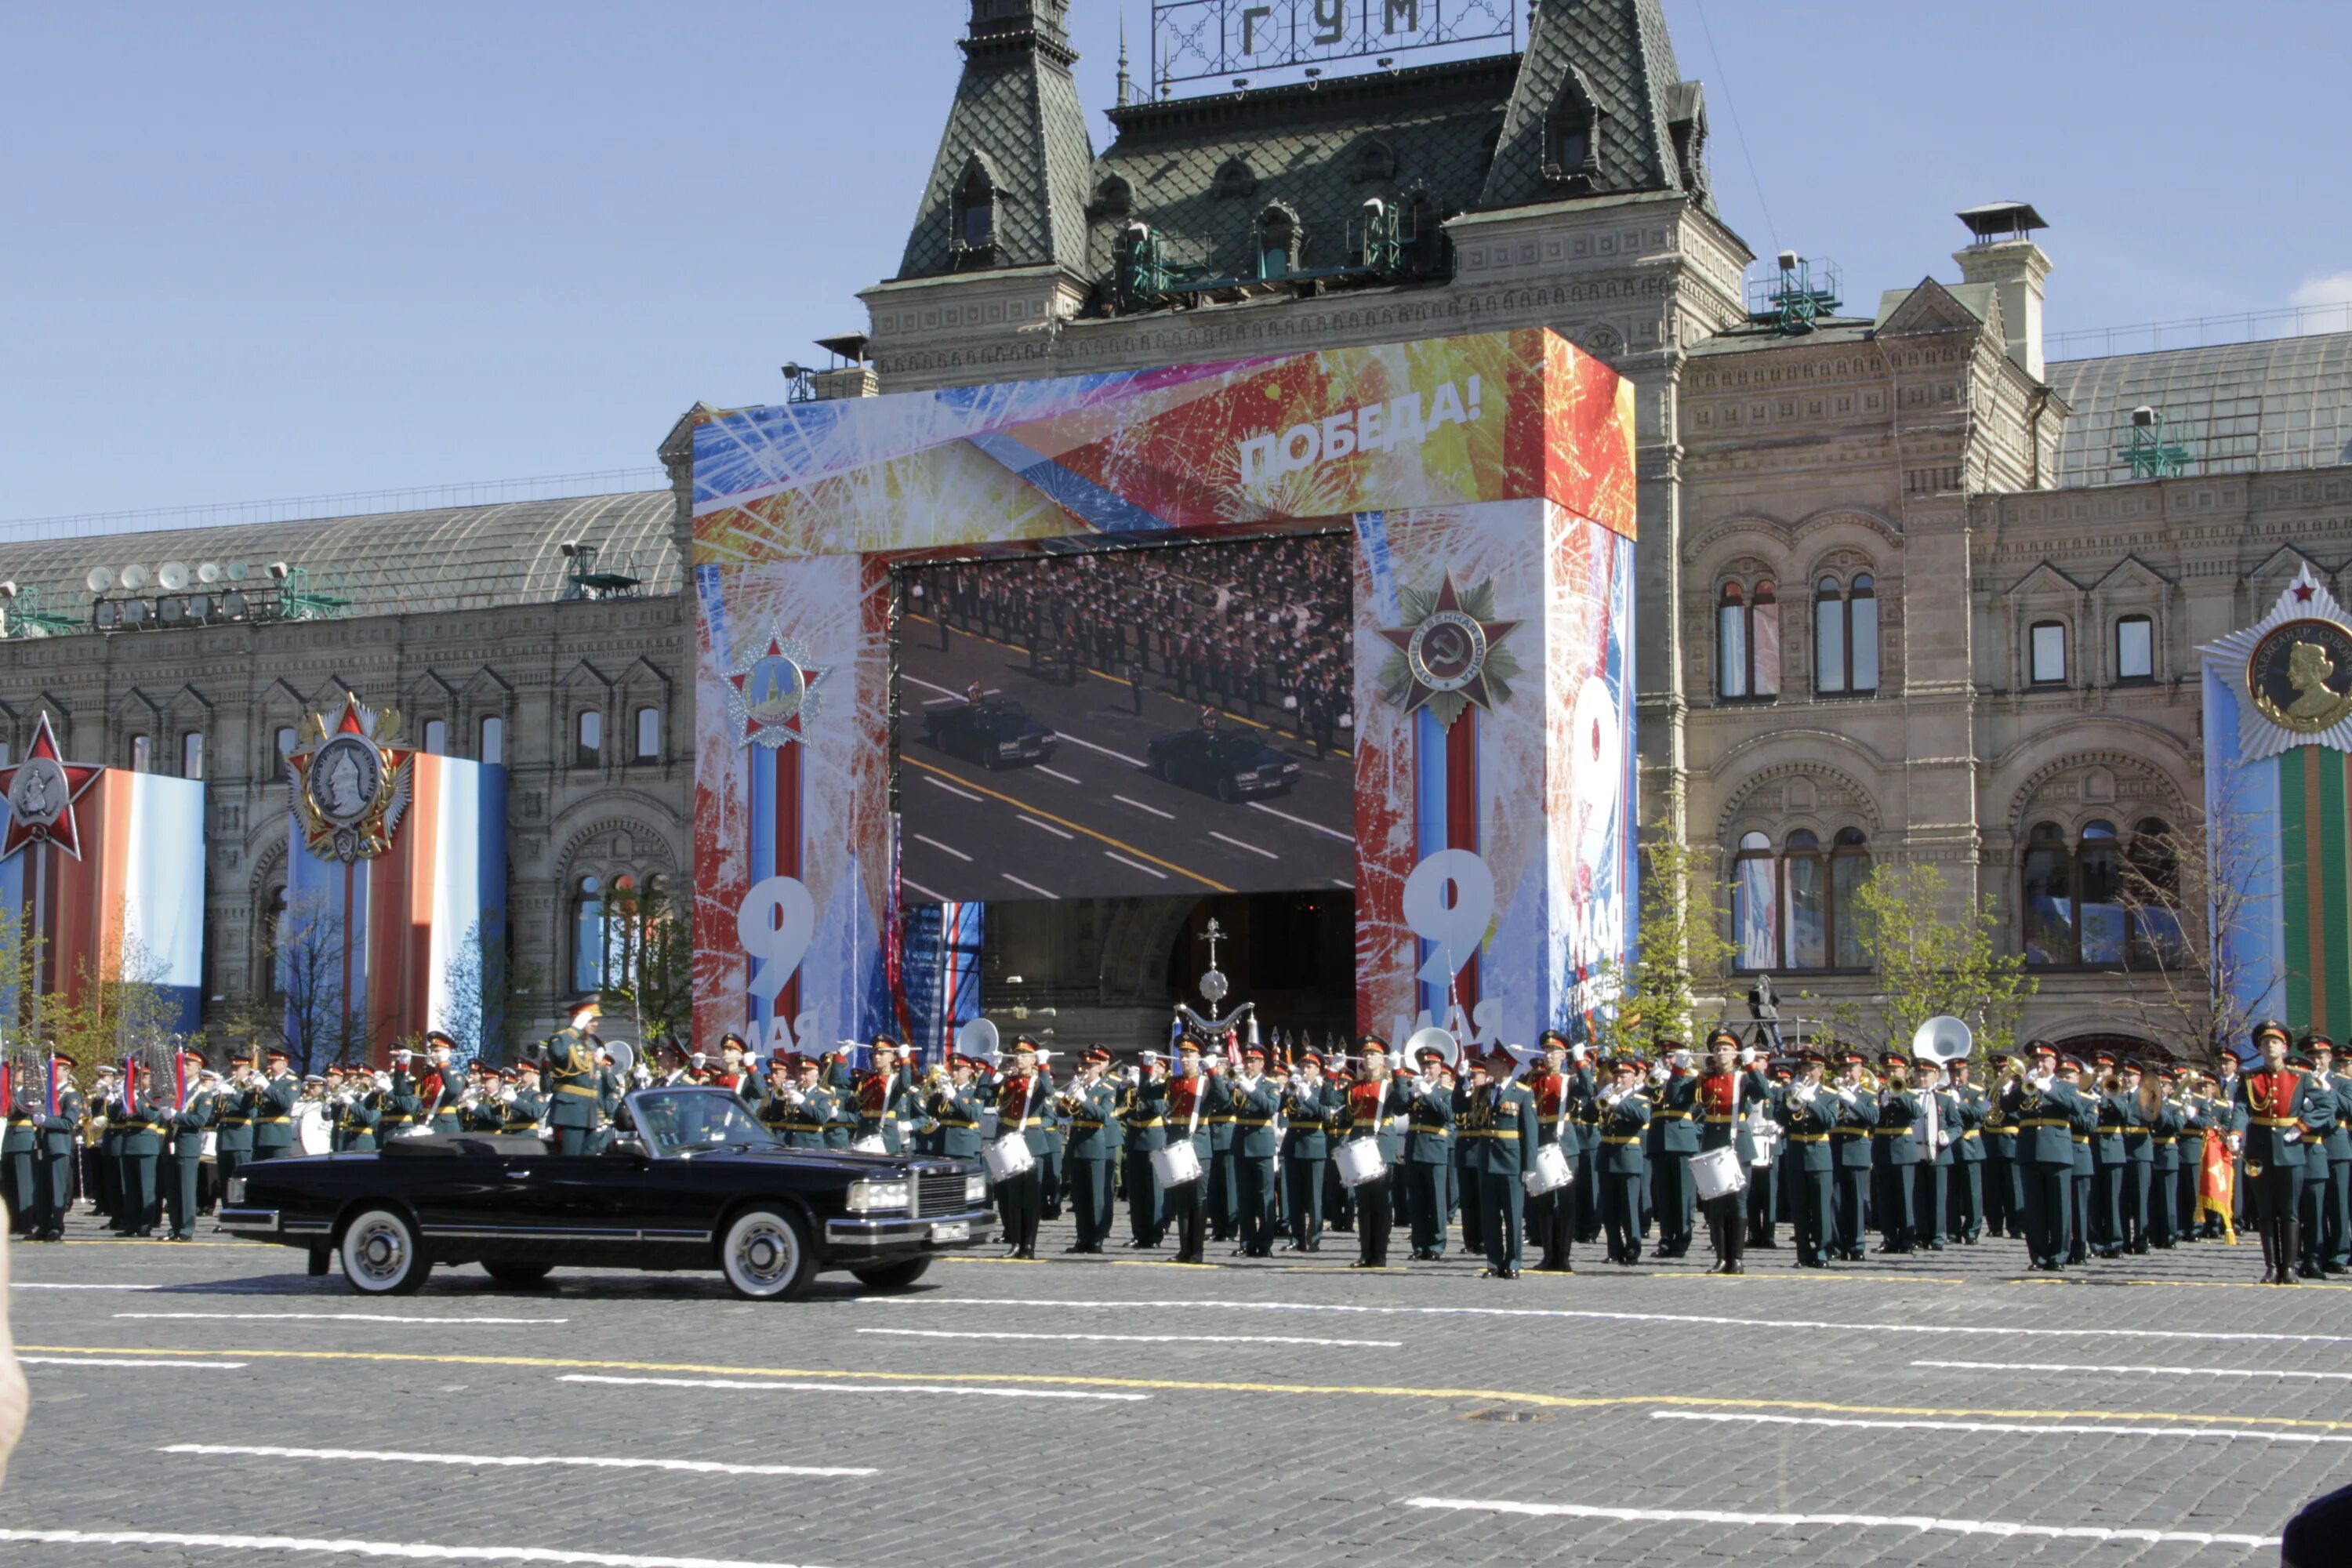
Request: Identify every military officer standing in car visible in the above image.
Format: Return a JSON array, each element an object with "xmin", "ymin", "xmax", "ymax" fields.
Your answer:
[{"xmin": 543, "ymin": 1001, "xmax": 608, "ymax": 1156}]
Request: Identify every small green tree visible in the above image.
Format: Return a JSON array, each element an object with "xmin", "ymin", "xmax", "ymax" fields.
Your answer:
[
  {"xmin": 1807, "ymin": 862, "xmax": 2036, "ymax": 1058},
  {"xmin": 1590, "ymin": 824, "xmax": 1737, "ymax": 1055}
]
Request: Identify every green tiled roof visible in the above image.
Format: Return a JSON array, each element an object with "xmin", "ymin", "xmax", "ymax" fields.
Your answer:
[{"xmin": 1483, "ymin": 0, "xmax": 1704, "ymax": 210}]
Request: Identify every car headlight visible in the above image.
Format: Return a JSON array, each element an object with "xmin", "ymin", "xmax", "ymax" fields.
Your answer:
[
  {"xmin": 225, "ymin": 1176, "xmax": 247, "ymax": 1206},
  {"xmin": 846, "ymin": 1179, "xmax": 912, "ymax": 1214},
  {"xmin": 997, "ymin": 740, "xmax": 1022, "ymax": 753},
  {"xmin": 965, "ymin": 1173, "xmax": 988, "ymax": 1204}
]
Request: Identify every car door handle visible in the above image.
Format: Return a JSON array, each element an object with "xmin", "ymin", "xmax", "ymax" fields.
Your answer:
[{"xmin": 505, "ymin": 1168, "xmax": 534, "ymax": 1179}]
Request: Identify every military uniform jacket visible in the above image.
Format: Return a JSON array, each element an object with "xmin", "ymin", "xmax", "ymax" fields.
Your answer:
[
  {"xmin": 1228, "ymin": 1076, "xmax": 1281, "ymax": 1158},
  {"xmin": 501, "ymin": 1089, "xmax": 549, "ymax": 1135},
  {"xmin": 1872, "ymin": 1089, "xmax": 1923, "ymax": 1166},
  {"xmin": 1951, "ymin": 1083, "xmax": 1988, "ymax": 1163},
  {"xmin": 2235, "ymin": 1070, "xmax": 2312, "ymax": 1169},
  {"xmin": 1458, "ymin": 1079, "xmax": 1537, "ymax": 1176},
  {"xmin": 1338, "ymin": 1076, "xmax": 1410, "ymax": 1163},
  {"xmin": 2323, "ymin": 1075, "xmax": 2352, "ymax": 1161},
  {"xmin": 1647, "ymin": 1072, "xmax": 1700, "ymax": 1156},
  {"xmin": 1829, "ymin": 1083, "xmax": 1879, "ymax": 1168},
  {"xmin": 168, "ymin": 1091, "xmax": 215, "ymax": 1157},
  {"xmin": 1279, "ymin": 1080, "xmax": 1334, "ymax": 1161},
  {"xmin": 2002, "ymin": 1076, "xmax": 2089, "ymax": 1166},
  {"xmin": 1, "ymin": 1108, "xmax": 33, "ymax": 1156},
  {"xmin": 2090, "ymin": 1091, "xmax": 2129, "ymax": 1164},
  {"xmin": 854, "ymin": 1062, "xmax": 915, "ymax": 1152},
  {"xmin": 2210, "ymin": 1074, "xmax": 2248, "ymax": 1135},
  {"xmin": 1979, "ymin": 1082, "xmax": 2019, "ymax": 1157},
  {"xmin": 1596, "ymin": 1088, "xmax": 1650, "ymax": 1174},
  {"xmin": 2301, "ymin": 1074, "xmax": 2344, "ymax": 1160},
  {"xmin": 2121, "ymin": 1094, "xmax": 2156, "ymax": 1164},
  {"xmin": 338, "ymin": 1095, "xmax": 383, "ymax": 1146},
  {"xmin": 1403, "ymin": 1079, "xmax": 1454, "ymax": 1163},
  {"xmin": 1526, "ymin": 1066, "xmax": 1590, "ymax": 1157},
  {"xmin": 116, "ymin": 1091, "xmax": 169, "ymax": 1155},
  {"xmin": 1162, "ymin": 1073, "xmax": 1222, "ymax": 1156},
  {"xmin": 251, "ymin": 1073, "xmax": 299, "ymax": 1151},
  {"xmin": 37, "ymin": 1089, "xmax": 84, "ymax": 1156},
  {"xmin": 990, "ymin": 1070, "xmax": 1059, "ymax": 1155},
  {"xmin": 1696, "ymin": 1067, "xmax": 1774, "ymax": 1159},
  {"xmin": 543, "ymin": 1029, "xmax": 604, "ymax": 1131},
  {"xmin": 1119, "ymin": 1078, "xmax": 1167, "ymax": 1153},
  {"xmin": 2151, "ymin": 1099, "xmax": 2184, "ymax": 1171},
  {"xmin": 1204, "ymin": 1076, "xmax": 1238, "ymax": 1152},
  {"xmin": 1773, "ymin": 1084, "xmax": 1837, "ymax": 1173},
  {"xmin": 1060, "ymin": 1082, "xmax": 1117, "ymax": 1160}
]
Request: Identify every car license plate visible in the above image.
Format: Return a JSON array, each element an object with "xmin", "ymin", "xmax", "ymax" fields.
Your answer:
[{"xmin": 931, "ymin": 1221, "xmax": 971, "ymax": 1243}]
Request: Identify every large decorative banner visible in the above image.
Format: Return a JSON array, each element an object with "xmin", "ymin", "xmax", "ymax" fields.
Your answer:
[
  {"xmin": 281, "ymin": 696, "xmax": 508, "ymax": 1062},
  {"xmin": 0, "ymin": 713, "xmax": 205, "ymax": 1033},
  {"xmin": 2201, "ymin": 566, "xmax": 2352, "ymax": 1036},
  {"xmin": 692, "ymin": 328, "xmax": 1637, "ymax": 1050}
]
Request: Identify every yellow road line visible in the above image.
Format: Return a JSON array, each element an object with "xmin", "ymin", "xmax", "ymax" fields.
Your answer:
[
  {"xmin": 20, "ymin": 1345, "xmax": 2350, "ymax": 1430},
  {"xmin": 901, "ymin": 756, "xmax": 1231, "ymax": 891}
]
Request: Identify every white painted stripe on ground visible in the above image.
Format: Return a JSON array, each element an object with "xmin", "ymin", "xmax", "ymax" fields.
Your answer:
[
  {"xmin": 882, "ymin": 1294, "xmax": 2352, "ymax": 1344},
  {"xmin": 1035, "ymin": 766, "xmax": 1081, "ymax": 785},
  {"xmin": 561, "ymin": 1374, "xmax": 1145, "ymax": 1403},
  {"xmin": 1403, "ymin": 1497, "xmax": 2278, "ymax": 1550},
  {"xmin": 122, "ymin": 1312, "xmax": 564, "ymax": 1325},
  {"xmin": 920, "ymin": 695, "xmax": 959, "ymax": 706},
  {"xmin": 1050, "ymin": 732, "xmax": 1147, "ymax": 768},
  {"xmin": 162, "ymin": 1443, "xmax": 877, "ymax": 1478},
  {"xmin": 1103, "ymin": 851, "xmax": 1168, "ymax": 880},
  {"xmin": 20, "ymin": 1356, "xmax": 245, "ymax": 1369},
  {"xmin": 901, "ymin": 878, "xmax": 951, "ymax": 903},
  {"xmin": 1247, "ymin": 799, "xmax": 1352, "ymax": 842},
  {"xmin": 1652, "ymin": 1410, "xmax": 2352, "ymax": 1444},
  {"xmin": 920, "ymin": 776, "xmax": 982, "ymax": 804},
  {"xmin": 1017, "ymin": 815, "xmax": 1074, "ymax": 840},
  {"xmin": 1916, "ymin": 1358, "xmax": 2352, "ymax": 1381},
  {"xmin": 911, "ymin": 833, "xmax": 972, "ymax": 862},
  {"xmin": 855, "ymin": 1328, "xmax": 1402, "ymax": 1348},
  {"xmin": 0, "ymin": 1528, "xmax": 827, "ymax": 1567},
  {"xmin": 1001, "ymin": 874, "xmax": 1058, "ymax": 899},
  {"xmin": 1112, "ymin": 793, "xmax": 1174, "ymax": 820},
  {"xmin": 12, "ymin": 1283, "xmax": 169, "ymax": 1290},
  {"xmin": 1209, "ymin": 831, "xmax": 1278, "ymax": 860}
]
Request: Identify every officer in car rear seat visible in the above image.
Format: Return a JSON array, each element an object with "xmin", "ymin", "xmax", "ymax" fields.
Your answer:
[{"xmin": 544, "ymin": 1001, "xmax": 607, "ymax": 1155}]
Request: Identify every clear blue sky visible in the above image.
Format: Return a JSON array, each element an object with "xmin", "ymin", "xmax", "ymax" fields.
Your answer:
[{"xmin": 3, "ymin": 1, "xmax": 2344, "ymax": 524}]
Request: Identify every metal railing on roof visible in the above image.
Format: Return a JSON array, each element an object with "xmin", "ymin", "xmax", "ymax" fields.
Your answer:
[{"xmin": 2049, "ymin": 300, "xmax": 2352, "ymax": 361}]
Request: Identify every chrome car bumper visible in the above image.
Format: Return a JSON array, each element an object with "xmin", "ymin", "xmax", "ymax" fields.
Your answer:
[
  {"xmin": 217, "ymin": 1207, "xmax": 279, "ymax": 1232},
  {"xmin": 825, "ymin": 1206, "xmax": 999, "ymax": 1250}
]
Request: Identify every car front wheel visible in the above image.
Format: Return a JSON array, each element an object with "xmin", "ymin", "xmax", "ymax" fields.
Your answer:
[
  {"xmin": 719, "ymin": 1206, "xmax": 816, "ymax": 1301},
  {"xmin": 340, "ymin": 1207, "xmax": 430, "ymax": 1296},
  {"xmin": 850, "ymin": 1258, "xmax": 933, "ymax": 1291},
  {"xmin": 1215, "ymin": 775, "xmax": 1237, "ymax": 801}
]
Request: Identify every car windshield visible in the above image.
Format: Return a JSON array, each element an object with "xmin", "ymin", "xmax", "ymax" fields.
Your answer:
[
  {"xmin": 1211, "ymin": 737, "xmax": 1261, "ymax": 763},
  {"xmin": 630, "ymin": 1089, "xmax": 779, "ymax": 1156}
]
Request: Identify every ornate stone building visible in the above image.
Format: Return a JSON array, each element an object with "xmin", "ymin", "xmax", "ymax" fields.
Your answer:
[{"xmin": 850, "ymin": 0, "xmax": 2352, "ymax": 1053}]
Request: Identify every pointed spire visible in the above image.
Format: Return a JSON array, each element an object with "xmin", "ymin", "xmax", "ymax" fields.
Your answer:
[{"xmin": 1115, "ymin": 15, "xmax": 1133, "ymax": 107}]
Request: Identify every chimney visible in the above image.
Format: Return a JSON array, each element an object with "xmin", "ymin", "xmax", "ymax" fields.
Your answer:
[{"xmin": 1954, "ymin": 201, "xmax": 2051, "ymax": 381}]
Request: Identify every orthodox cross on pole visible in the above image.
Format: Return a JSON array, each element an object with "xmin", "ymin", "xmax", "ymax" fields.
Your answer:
[{"xmin": 1200, "ymin": 917, "xmax": 1225, "ymax": 974}]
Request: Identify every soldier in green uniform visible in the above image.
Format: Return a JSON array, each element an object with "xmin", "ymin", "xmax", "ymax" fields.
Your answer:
[
  {"xmin": 927, "ymin": 1054, "xmax": 985, "ymax": 1161},
  {"xmin": 1279, "ymin": 1051, "xmax": 1334, "ymax": 1252},
  {"xmin": 336, "ymin": 1070, "xmax": 382, "ymax": 1151},
  {"xmin": 2118, "ymin": 1060, "xmax": 2157, "ymax": 1255},
  {"xmin": 375, "ymin": 1050, "xmax": 422, "ymax": 1141},
  {"xmin": 2288, "ymin": 1043, "xmax": 2336, "ymax": 1278},
  {"xmin": 1334, "ymin": 1036, "xmax": 1410, "ymax": 1269},
  {"xmin": 500, "ymin": 1062, "xmax": 547, "ymax": 1136},
  {"xmin": 164, "ymin": 1054, "xmax": 215, "ymax": 1242},
  {"xmin": 1694, "ymin": 1029, "xmax": 1772, "ymax": 1275},
  {"xmin": 1980, "ymin": 1051, "xmax": 2021, "ymax": 1239},
  {"xmin": 2063, "ymin": 1056, "xmax": 2096, "ymax": 1264},
  {"xmin": 1227, "ymin": 1044, "xmax": 1281, "ymax": 1257},
  {"xmin": 1775, "ymin": 1047, "xmax": 1837, "ymax": 1267},
  {"xmin": 1466, "ymin": 1044, "xmax": 1539, "ymax": 1277},
  {"xmin": 1647, "ymin": 1046, "xmax": 1700, "ymax": 1258},
  {"xmin": 1120, "ymin": 1050, "xmax": 1167, "ymax": 1247},
  {"xmin": 852, "ymin": 1036, "xmax": 915, "ymax": 1155},
  {"xmin": 1203, "ymin": 1044, "xmax": 1239, "ymax": 1245},
  {"xmin": 768, "ymin": 1052, "xmax": 844, "ymax": 1149},
  {"xmin": 1453, "ymin": 1053, "xmax": 1486, "ymax": 1254},
  {"xmin": 1403, "ymin": 1047, "xmax": 1455, "ymax": 1260},
  {"xmin": 2084, "ymin": 1052, "xmax": 2127, "ymax": 1258},
  {"xmin": 1524, "ymin": 1031, "xmax": 1588, "ymax": 1272},
  {"xmin": 28, "ymin": 1054, "xmax": 84, "ymax": 1241},
  {"xmin": 2, "ymin": 1065, "xmax": 34, "ymax": 1234},
  {"xmin": 1596, "ymin": 1054, "xmax": 1651, "ymax": 1265},
  {"xmin": 2311, "ymin": 1040, "xmax": 2352, "ymax": 1273},
  {"xmin": 113, "ymin": 1065, "xmax": 169, "ymax": 1237},
  {"xmin": 1868, "ymin": 1051, "xmax": 1921, "ymax": 1254},
  {"xmin": 249, "ymin": 1047, "xmax": 299, "ymax": 1163},
  {"xmin": 1060, "ymin": 1047, "xmax": 1119, "ymax": 1253},
  {"xmin": 1909, "ymin": 1058, "xmax": 1957, "ymax": 1250},
  {"xmin": 1946, "ymin": 1055, "xmax": 1988, "ymax": 1243},
  {"xmin": 1826, "ymin": 1049, "xmax": 1877, "ymax": 1261},
  {"xmin": 2147, "ymin": 1065, "xmax": 2184, "ymax": 1247},
  {"xmin": 2002, "ymin": 1041, "xmax": 2089, "ymax": 1271},
  {"xmin": 543, "ymin": 1001, "xmax": 608, "ymax": 1156}
]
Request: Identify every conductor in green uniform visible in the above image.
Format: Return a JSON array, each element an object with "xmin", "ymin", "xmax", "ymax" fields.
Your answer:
[{"xmin": 543, "ymin": 1001, "xmax": 608, "ymax": 1156}]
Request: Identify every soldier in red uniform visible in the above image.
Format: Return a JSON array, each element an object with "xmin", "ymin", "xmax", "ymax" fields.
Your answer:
[
  {"xmin": 1697, "ymin": 1027, "xmax": 1774, "ymax": 1275},
  {"xmin": 2236, "ymin": 1021, "xmax": 2316, "ymax": 1284},
  {"xmin": 1522, "ymin": 1031, "xmax": 1588, "ymax": 1272}
]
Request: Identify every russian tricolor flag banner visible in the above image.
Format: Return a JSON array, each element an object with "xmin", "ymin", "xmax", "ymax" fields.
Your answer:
[{"xmin": 0, "ymin": 717, "xmax": 205, "ymax": 1034}]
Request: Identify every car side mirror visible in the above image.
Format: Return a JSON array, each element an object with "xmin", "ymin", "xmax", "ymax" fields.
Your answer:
[{"xmin": 610, "ymin": 1134, "xmax": 651, "ymax": 1163}]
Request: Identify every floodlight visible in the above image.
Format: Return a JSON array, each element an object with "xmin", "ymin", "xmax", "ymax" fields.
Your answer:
[
  {"xmin": 266, "ymin": 561, "xmax": 291, "ymax": 581},
  {"xmin": 197, "ymin": 561, "xmax": 222, "ymax": 583},
  {"xmin": 85, "ymin": 567, "xmax": 114, "ymax": 593},
  {"xmin": 121, "ymin": 564, "xmax": 150, "ymax": 590}
]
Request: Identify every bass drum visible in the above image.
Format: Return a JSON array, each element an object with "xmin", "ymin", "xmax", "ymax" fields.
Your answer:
[{"xmin": 294, "ymin": 1105, "xmax": 332, "ymax": 1156}]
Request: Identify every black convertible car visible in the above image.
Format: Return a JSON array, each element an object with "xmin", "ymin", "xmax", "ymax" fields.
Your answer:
[
  {"xmin": 218, "ymin": 1087, "xmax": 996, "ymax": 1300},
  {"xmin": 1145, "ymin": 728, "xmax": 1301, "ymax": 801},
  {"xmin": 920, "ymin": 698, "xmax": 1058, "ymax": 768}
]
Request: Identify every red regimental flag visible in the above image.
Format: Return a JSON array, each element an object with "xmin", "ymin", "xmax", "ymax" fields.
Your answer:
[{"xmin": 2198, "ymin": 1127, "xmax": 2238, "ymax": 1243}]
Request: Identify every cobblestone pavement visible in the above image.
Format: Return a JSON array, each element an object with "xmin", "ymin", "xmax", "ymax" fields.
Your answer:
[{"xmin": 3, "ymin": 1209, "xmax": 2346, "ymax": 1566}]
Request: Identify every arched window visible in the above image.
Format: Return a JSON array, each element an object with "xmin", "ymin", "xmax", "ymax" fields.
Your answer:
[
  {"xmin": 2021, "ymin": 821, "xmax": 2075, "ymax": 965},
  {"xmin": 180, "ymin": 731, "xmax": 204, "ymax": 780},
  {"xmin": 1784, "ymin": 829, "xmax": 1826, "ymax": 969},
  {"xmin": 1731, "ymin": 827, "xmax": 1869, "ymax": 971},
  {"xmin": 953, "ymin": 161, "xmax": 995, "ymax": 252},
  {"xmin": 1830, "ymin": 827, "xmax": 1871, "ymax": 967},
  {"xmin": 1257, "ymin": 205, "xmax": 1297, "ymax": 279},
  {"xmin": 575, "ymin": 710, "xmax": 602, "ymax": 769},
  {"xmin": 1849, "ymin": 574, "xmax": 1879, "ymax": 692},
  {"xmin": 572, "ymin": 875, "xmax": 606, "ymax": 993},
  {"xmin": 2115, "ymin": 615, "xmax": 2154, "ymax": 682},
  {"xmin": 1716, "ymin": 579, "xmax": 1780, "ymax": 699},
  {"xmin": 2030, "ymin": 620, "xmax": 2068, "ymax": 685},
  {"xmin": 1732, "ymin": 831, "xmax": 1777, "ymax": 968},
  {"xmin": 422, "ymin": 718, "xmax": 447, "ymax": 756},
  {"xmin": 633, "ymin": 706, "xmax": 661, "ymax": 762},
  {"xmin": 478, "ymin": 714, "xmax": 505, "ymax": 766},
  {"xmin": 129, "ymin": 734, "xmax": 151, "ymax": 772},
  {"xmin": 2078, "ymin": 820, "xmax": 2125, "ymax": 964}
]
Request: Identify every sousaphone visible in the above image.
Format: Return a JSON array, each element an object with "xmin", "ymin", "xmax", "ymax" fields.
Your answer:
[{"xmin": 1910, "ymin": 1014, "xmax": 1973, "ymax": 1066}]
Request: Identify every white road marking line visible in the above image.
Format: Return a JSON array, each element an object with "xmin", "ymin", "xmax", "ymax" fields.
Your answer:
[
  {"xmin": 902, "ymin": 674, "xmax": 964, "ymax": 699},
  {"xmin": 1112, "ymin": 793, "xmax": 1174, "ymax": 819},
  {"xmin": 1052, "ymin": 731, "xmax": 1147, "ymax": 768},
  {"xmin": 1103, "ymin": 851, "xmax": 1169, "ymax": 880},
  {"xmin": 911, "ymin": 833, "xmax": 972, "ymax": 862},
  {"xmin": 560, "ymin": 1374, "xmax": 1144, "ymax": 1403},
  {"xmin": 1653, "ymin": 1410, "xmax": 2352, "ymax": 1444},
  {"xmin": 12, "ymin": 1283, "xmax": 170, "ymax": 1290},
  {"xmin": 1209, "ymin": 831, "xmax": 1278, "ymax": 860},
  {"xmin": 117, "ymin": 1312, "xmax": 566, "ymax": 1325},
  {"xmin": 856, "ymin": 1328, "xmax": 1402, "ymax": 1348},
  {"xmin": 902, "ymin": 877, "xmax": 951, "ymax": 903},
  {"xmin": 1017, "ymin": 815, "xmax": 1074, "ymax": 840},
  {"xmin": 874, "ymin": 1295, "xmax": 2352, "ymax": 1344},
  {"xmin": 0, "ymin": 1528, "xmax": 829, "ymax": 1567},
  {"xmin": 1916, "ymin": 1358, "xmax": 2352, "ymax": 1381},
  {"xmin": 162, "ymin": 1443, "xmax": 877, "ymax": 1478},
  {"xmin": 920, "ymin": 776, "xmax": 982, "ymax": 803},
  {"xmin": 1403, "ymin": 1497, "xmax": 2278, "ymax": 1550},
  {"xmin": 1035, "ymin": 766, "xmax": 1081, "ymax": 784},
  {"xmin": 20, "ymin": 1356, "xmax": 246, "ymax": 1369},
  {"xmin": 1330, "ymin": 877, "xmax": 1355, "ymax": 889},
  {"xmin": 1247, "ymin": 799, "xmax": 1352, "ymax": 842},
  {"xmin": 920, "ymin": 695, "xmax": 959, "ymax": 706},
  {"xmin": 1001, "ymin": 874, "xmax": 1058, "ymax": 899}
]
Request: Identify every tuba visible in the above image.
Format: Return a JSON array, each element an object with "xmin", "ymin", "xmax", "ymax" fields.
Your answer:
[
  {"xmin": 1911, "ymin": 1015, "xmax": 1973, "ymax": 1066},
  {"xmin": 955, "ymin": 1016, "xmax": 1002, "ymax": 1071}
]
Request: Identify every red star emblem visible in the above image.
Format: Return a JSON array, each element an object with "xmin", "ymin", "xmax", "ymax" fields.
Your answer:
[
  {"xmin": 0, "ymin": 712, "xmax": 103, "ymax": 862},
  {"xmin": 2294, "ymin": 582, "xmax": 2316, "ymax": 602},
  {"xmin": 1377, "ymin": 572, "xmax": 1522, "ymax": 726},
  {"xmin": 724, "ymin": 633, "xmax": 828, "ymax": 747}
]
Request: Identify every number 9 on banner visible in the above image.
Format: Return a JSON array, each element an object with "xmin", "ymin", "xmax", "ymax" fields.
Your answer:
[
  {"xmin": 738, "ymin": 875, "xmax": 815, "ymax": 1008},
  {"xmin": 1403, "ymin": 849, "xmax": 1494, "ymax": 988}
]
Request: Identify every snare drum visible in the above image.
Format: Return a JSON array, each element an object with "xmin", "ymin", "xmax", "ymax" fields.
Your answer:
[
  {"xmin": 1691, "ymin": 1145, "xmax": 1748, "ymax": 1201},
  {"xmin": 1149, "ymin": 1138, "xmax": 1203, "ymax": 1191},
  {"xmin": 981, "ymin": 1132, "xmax": 1033, "ymax": 1182},
  {"xmin": 1334, "ymin": 1137, "xmax": 1386, "ymax": 1189},
  {"xmin": 1522, "ymin": 1141, "xmax": 1573, "ymax": 1196}
]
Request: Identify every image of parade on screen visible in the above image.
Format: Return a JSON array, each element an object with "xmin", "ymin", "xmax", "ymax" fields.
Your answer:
[{"xmin": 893, "ymin": 531, "xmax": 1356, "ymax": 903}]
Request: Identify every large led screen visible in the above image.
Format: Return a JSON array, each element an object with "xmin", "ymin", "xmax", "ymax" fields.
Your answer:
[{"xmin": 895, "ymin": 532, "xmax": 1356, "ymax": 902}]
